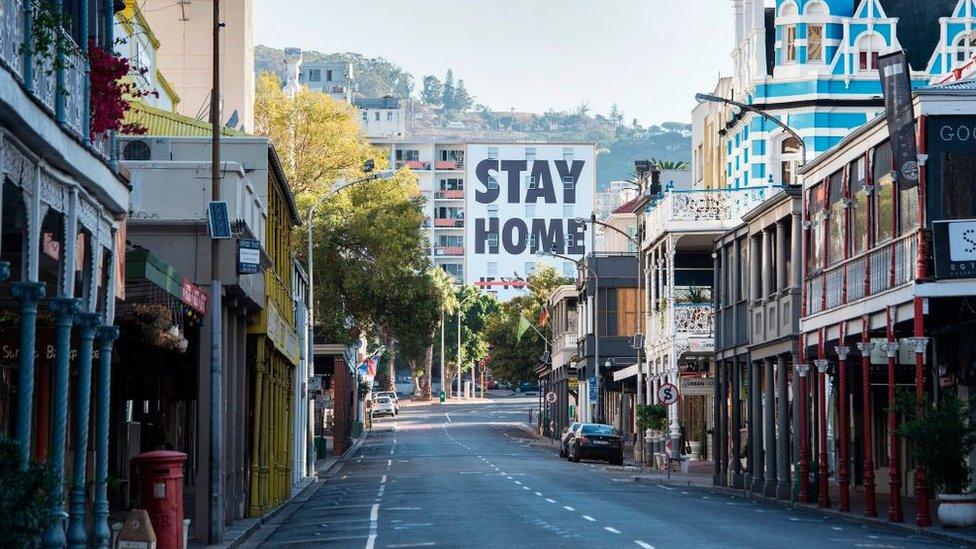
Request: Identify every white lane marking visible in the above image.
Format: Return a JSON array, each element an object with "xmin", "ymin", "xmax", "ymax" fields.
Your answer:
[
  {"xmin": 545, "ymin": 498, "xmax": 556, "ymax": 503},
  {"xmin": 563, "ymin": 506, "xmax": 575, "ymax": 511},
  {"xmin": 605, "ymin": 527, "xmax": 621, "ymax": 534},
  {"xmin": 387, "ymin": 460, "xmax": 392, "ymax": 467},
  {"xmin": 635, "ymin": 541, "xmax": 654, "ymax": 549},
  {"xmin": 656, "ymin": 485, "xmax": 675, "ymax": 491},
  {"xmin": 534, "ymin": 492, "xmax": 543, "ymax": 496},
  {"xmin": 365, "ymin": 503, "xmax": 380, "ymax": 549},
  {"xmin": 381, "ymin": 475, "xmax": 387, "ymax": 484},
  {"xmin": 582, "ymin": 515, "xmax": 596, "ymax": 522},
  {"xmin": 514, "ymin": 480, "xmax": 522, "ymax": 485},
  {"xmin": 522, "ymin": 486, "xmax": 530, "ymax": 490},
  {"xmin": 445, "ymin": 414, "xmax": 452, "ymax": 423}
]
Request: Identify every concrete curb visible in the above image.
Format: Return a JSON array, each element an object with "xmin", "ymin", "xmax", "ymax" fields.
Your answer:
[{"xmin": 629, "ymin": 475, "xmax": 976, "ymax": 546}]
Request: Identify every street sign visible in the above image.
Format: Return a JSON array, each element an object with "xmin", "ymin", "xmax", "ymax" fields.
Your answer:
[
  {"xmin": 680, "ymin": 377, "xmax": 714, "ymax": 396},
  {"xmin": 545, "ymin": 391, "xmax": 557, "ymax": 404},
  {"xmin": 933, "ymin": 219, "xmax": 976, "ymax": 278},
  {"xmin": 207, "ymin": 201, "xmax": 232, "ymax": 239},
  {"xmin": 588, "ymin": 377, "xmax": 598, "ymax": 402},
  {"xmin": 657, "ymin": 382, "xmax": 679, "ymax": 405}
]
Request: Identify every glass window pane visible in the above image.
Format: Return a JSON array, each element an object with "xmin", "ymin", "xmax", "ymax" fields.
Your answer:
[
  {"xmin": 876, "ymin": 174, "xmax": 895, "ymax": 242},
  {"xmin": 899, "ymin": 186, "xmax": 919, "ymax": 233},
  {"xmin": 942, "ymin": 152, "xmax": 976, "ymax": 220},
  {"xmin": 827, "ymin": 170, "xmax": 845, "ymax": 265},
  {"xmin": 809, "ymin": 183, "xmax": 826, "ymax": 271},
  {"xmin": 808, "ymin": 25, "xmax": 824, "ymax": 62}
]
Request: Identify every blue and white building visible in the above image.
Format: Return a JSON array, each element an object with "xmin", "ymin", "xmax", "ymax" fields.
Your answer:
[{"xmin": 724, "ymin": 0, "xmax": 976, "ymax": 189}]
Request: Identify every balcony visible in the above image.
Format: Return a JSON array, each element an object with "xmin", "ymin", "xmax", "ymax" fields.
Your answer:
[
  {"xmin": 434, "ymin": 189, "xmax": 464, "ymax": 200},
  {"xmin": 2, "ymin": 4, "xmax": 92, "ymax": 147},
  {"xmin": 435, "ymin": 160, "xmax": 464, "ymax": 170},
  {"xmin": 644, "ymin": 186, "xmax": 775, "ymax": 242},
  {"xmin": 673, "ymin": 303, "xmax": 715, "ymax": 335},
  {"xmin": 434, "ymin": 245, "xmax": 464, "ymax": 256},
  {"xmin": 433, "ymin": 218, "xmax": 464, "ymax": 228},
  {"xmin": 396, "ymin": 160, "xmax": 431, "ymax": 170},
  {"xmin": 805, "ymin": 231, "xmax": 918, "ymax": 316}
]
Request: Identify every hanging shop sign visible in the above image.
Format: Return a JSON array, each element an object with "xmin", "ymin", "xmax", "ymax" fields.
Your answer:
[
  {"xmin": 237, "ymin": 238, "xmax": 262, "ymax": 275},
  {"xmin": 933, "ymin": 219, "xmax": 976, "ymax": 279},
  {"xmin": 180, "ymin": 278, "xmax": 208, "ymax": 315},
  {"xmin": 680, "ymin": 377, "xmax": 715, "ymax": 396},
  {"xmin": 878, "ymin": 51, "xmax": 919, "ymax": 190}
]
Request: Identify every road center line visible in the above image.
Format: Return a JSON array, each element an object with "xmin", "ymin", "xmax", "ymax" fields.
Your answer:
[
  {"xmin": 545, "ymin": 498, "xmax": 556, "ymax": 503},
  {"xmin": 563, "ymin": 506, "xmax": 575, "ymax": 511},
  {"xmin": 582, "ymin": 515, "xmax": 595, "ymax": 522},
  {"xmin": 381, "ymin": 475, "xmax": 387, "ymax": 484},
  {"xmin": 635, "ymin": 541, "xmax": 654, "ymax": 548},
  {"xmin": 365, "ymin": 503, "xmax": 380, "ymax": 549},
  {"xmin": 605, "ymin": 527, "xmax": 621, "ymax": 534}
]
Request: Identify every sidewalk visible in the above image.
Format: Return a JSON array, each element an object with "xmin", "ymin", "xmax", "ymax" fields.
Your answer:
[
  {"xmin": 629, "ymin": 462, "xmax": 976, "ymax": 546},
  {"xmin": 188, "ymin": 431, "xmax": 369, "ymax": 549}
]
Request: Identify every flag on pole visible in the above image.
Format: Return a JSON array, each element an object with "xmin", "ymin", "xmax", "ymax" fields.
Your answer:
[
  {"xmin": 516, "ymin": 315, "xmax": 531, "ymax": 342},
  {"xmin": 539, "ymin": 307, "xmax": 549, "ymax": 326}
]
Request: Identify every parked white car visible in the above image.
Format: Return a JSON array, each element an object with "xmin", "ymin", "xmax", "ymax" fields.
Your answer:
[
  {"xmin": 374, "ymin": 391, "xmax": 399, "ymax": 414},
  {"xmin": 372, "ymin": 396, "xmax": 396, "ymax": 418}
]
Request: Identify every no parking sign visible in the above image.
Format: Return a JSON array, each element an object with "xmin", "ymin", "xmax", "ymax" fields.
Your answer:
[{"xmin": 657, "ymin": 383, "xmax": 679, "ymax": 405}]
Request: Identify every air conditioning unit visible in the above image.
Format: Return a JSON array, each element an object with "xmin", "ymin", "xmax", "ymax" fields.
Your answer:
[{"xmin": 121, "ymin": 138, "xmax": 172, "ymax": 161}]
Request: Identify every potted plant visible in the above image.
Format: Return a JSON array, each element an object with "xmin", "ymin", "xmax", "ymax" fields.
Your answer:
[
  {"xmin": 896, "ymin": 394, "xmax": 976, "ymax": 527},
  {"xmin": 637, "ymin": 403, "xmax": 668, "ymax": 468}
]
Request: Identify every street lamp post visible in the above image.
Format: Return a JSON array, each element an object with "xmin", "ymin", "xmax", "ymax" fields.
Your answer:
[
  {"xmin": 305, "ymin": 167, "xmax": 394, "ymax": 441},
  {"xmin": 695, "ymin": 93, "xmax": 807, "ymax": 165},
  {"xmin": 457, "ymin": 293, "xmax": 476, "ymax": 399}
]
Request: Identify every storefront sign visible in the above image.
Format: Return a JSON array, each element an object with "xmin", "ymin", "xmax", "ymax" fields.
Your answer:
[
  {"xmin": 687, "ymin": 338, "xmax": 715, "ymax": 353},
  {"xmin": 878, "ymin": 51, "xmax": 919, "ymax": 190},
  {"xmin": 237, "ymin": 238, "xmax": 262, "ymax": 275},
  {"xmin": 588, "ymin": 376, "xmax": 598, "ymax": 402},
  {"xmin": 267, "ymin": 302, "xmax": 303, "ymax": 366},
  {"xmin": 680, "ymin": 377, "xmax": 715, "ymax": 396},
  {"xmin": 933, "ymin": 219, "xmax": 976, "ymax": 279},
  {"xmin": 181, "ymin": 278, "xmax": 208, "ymax": 315}
]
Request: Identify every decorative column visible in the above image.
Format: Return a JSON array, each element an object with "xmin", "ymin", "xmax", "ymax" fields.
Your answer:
[
  {"xmin": 42, "ymin": 296, "xmax": 79, "ymax": 548},
  {"xmin": 763, "ymin": 357, "xmax": 777, "ymax": 496},
  {"xmin": 67, "ymin": 312, "xmax": 100, "ymax": 548},
  {"xmin": 751, "ymin": 361, "xmax": 764, "ymax": 493},
  {"xmin": 716, "ymin": 360, "xmax": 728, "ymax": 486},
  {"xmin": 247, "ymin": 362, "xmax": 264, "ymax": 517},
  {"xmin": 776, "ymin": 219, "xmax": 788, "ymax": 292},
  {"xmin": 11, "ymin": 282, "xmax": 47, "ymax": 464},
  {"xmin": 856, "ymin": 338, "xmax": 877, "ymax": 517},
  {"xmin": 92, "ymin": 326, "xmax": 119, "ymax": 549},
  {"xmin": 909, "ymin": 334, "xmax": 931, "ymax": 527},
  {"xmin": 884, "ymin": 337, "xmax": 903, "ymax": 522},
  {"xmin": 743, "ymin": 360, "xmax": 753, "ymax": 490},
  {"xmin": 731, "ymin": 358, "xmax": 743, "ymax": 488},
  {"xmin": 813, "ymin": 358, "xmax": 830, "ymax": 508},
  {"xmin": 795, "ymin": 362, "xmax": 811, "ymax": 503},
  {"xmin": 835, "ymin": 345, "xmax": 851, "ymax": 512},
  {"xmin": 776, "ymin": 354, "xmax": 791, "ymax": 499}
]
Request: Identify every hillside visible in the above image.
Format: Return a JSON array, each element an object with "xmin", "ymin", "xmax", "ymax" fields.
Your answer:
[{"xmin": 255, "ymin": 45, "xmax": 691, "ymax": 189}]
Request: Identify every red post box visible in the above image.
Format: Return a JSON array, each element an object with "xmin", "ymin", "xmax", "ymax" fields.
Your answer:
[{"xmin": 134, "ymin": 450, "xmax": 187, "ymax": 549}]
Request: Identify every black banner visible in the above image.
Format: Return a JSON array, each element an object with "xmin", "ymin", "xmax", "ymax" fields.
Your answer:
[{"xmin": 878, "ymin": 51, "xmax": 919, "ymax": 190}]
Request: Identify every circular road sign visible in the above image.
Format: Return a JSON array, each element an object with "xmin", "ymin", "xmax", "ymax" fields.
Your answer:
[
  {"xmin": 657, "ymin": 383, "xmax": 679, "ymax": 405},
  {"xmin": 545, "ymin": 391, "xmax": 557, "ymax": 404}
]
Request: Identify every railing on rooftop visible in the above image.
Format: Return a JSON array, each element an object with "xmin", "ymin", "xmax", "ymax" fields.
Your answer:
[
  {"xmin": 644, "ymin": 186, "xmax": 778, "ymax": 240},
  {"xmin": 1, "ymin": 2, "xmax": 104, "ymax": 157}
]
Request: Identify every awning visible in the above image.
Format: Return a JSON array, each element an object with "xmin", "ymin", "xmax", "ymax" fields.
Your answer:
[{"xmin": 612, "ymin": 363, "xmax": 639, "ymax": 381}]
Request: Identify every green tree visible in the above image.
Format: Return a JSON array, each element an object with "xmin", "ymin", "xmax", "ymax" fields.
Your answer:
[
  {"xmin": 421, "ymin": 75, "xmax": 443, "ymax": 106},
  {"xmin": 0, "ymin": 435, "xmax": 56, "ymax": 546},
  {"xmin": 650, "ymin": 158, "xmax": 689, "ymax": 170},
  {"xmin": 442, "ymin": 69, "xmax": 456, "ymax": 110},
  {"xmin": 454, "ymin": 79, "xmax": 473, "ymax": 112},
  {"xmin": 436, "ymin": 284, "xmax": 498, "ymax": 394},
  {"xmin": 483, "ymin": 266, "xmax": 570, "ymax": 385},
  {"xmin": 608, "ymin": 103, "xmax": 624, "ymax": 127}
]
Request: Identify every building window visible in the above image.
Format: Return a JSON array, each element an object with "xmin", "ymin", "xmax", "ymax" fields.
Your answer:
[
  {"xmin": 527, "ymin": 234, "xmax": 536, "ymax": 250},
  {"xmin": 375, "ymin": 112, "xmax": 380, "ymax": 121},
  {"xmin": 527, "ymin": 175, "xmax": 538, "ymax": 190},
  {"xmin": 785, "ymin": 25, "xmax": 798, "ymax": 63},
  {"xmin": 326, "ymin": 69, "xmax": 333, "ymax": 82},
  {"xmin": 488, "ymin": 147, "xmax": 499, "ymax": 160},
  {"xmin": 525, "ymin": 204, "xmax": 536, "ymax": 218},
  {"xmin": 563, "ymin": 147, "xmax": 573, "ymax": 160},
  {"xmin": 562, "ymin": 176, "xmax": 574, "ymax": 190},
  {"xmin": 827, "ymin": 169, "xmax": 846, "ymax": 266},
  {"xmin": 567, "ymin": 233, "xmax": 576, "ymax": 248},
  {"xmin": 857, "ymin": 34, "xmax": 884, "ymax": 72},
  {"xmin": 387, "ymin": 111, "xmax": 394, "ymax": 121},
  {"xmin": 941, "ymin": 151, "xmax": 976, "ymax": 220},
  {"xmin": 308, "ymin": 69, "xmax": 321, "ymax": 82},
  {"xmin": 525, "ymin": 147, "xmax": 537, "ymax": 161},
  {"xmin": 487, "ymin": 262, "xmax": 498, "ymax": 276},
  {"xmin": 956, "ymin": 32, "xmax": 976, "ymax": 65},
  {"xmin": 488, "ymin": 204, "xmax": 498, "ymax": 217},
  {"xmin": 808, "ymin": 182, "xmax": 826, "ymax": 272},
  {"xmin": 780, "ymin": 136, "xmax": 803, "ymax": 185},
  {"xmin": 488, "ymin": 233, "xmax": 499, "ymax": 249},
  {"xmin": 362, "ymin": 111, "xmax": 368, "ymax": 121},
  {"xmin": 563, "ymin": 205, "xmax": 574, "ymax": 218},
  {"xmin": 807, "ymin": 25, "xmax": 824, "ymax": 62},
  {"xmin": 873, "ymin": 141, "xmax": 894, "ymax": 242},
  {"xmin": 850, "ymin": 156, "xmax": 869, "ymax": 255},
  {"xmin": 487, "ymin": 176, "xmax": 499, "ymax": 191}
]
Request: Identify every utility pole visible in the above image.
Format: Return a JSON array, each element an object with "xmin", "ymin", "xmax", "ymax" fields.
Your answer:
[
  {"xmin": 440, "ymin": 312, "xmax": 445, "ymax": 399},
  {"xmin": 591, "ymin": 212, "xmax": 600, "ymax": 423},
  {"xmin": 208, "ymin": 0, "xmax": 223, "ymax": 544}
]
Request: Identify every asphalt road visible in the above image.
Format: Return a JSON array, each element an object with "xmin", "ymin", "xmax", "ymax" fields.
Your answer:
[{"xmin": 245, "ymin": 394, "xmax": 960, "ymax": 548}]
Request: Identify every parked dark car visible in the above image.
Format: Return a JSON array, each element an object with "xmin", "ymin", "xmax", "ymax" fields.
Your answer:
[
  {"xmin": 558, "ymin": 422, "xmax": 583, "ymax": 458},
  {"xmin": 513, "ymin": 382, "xmax": 540, "ymax": 394},
  {"xmin": 567, "ymin": 423, "xmax": 624, "ymax": 465}
]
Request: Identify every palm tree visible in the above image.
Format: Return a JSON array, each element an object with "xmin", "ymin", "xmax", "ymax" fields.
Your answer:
[
  {"xmin": 428, "ymin": 267, "xmax": 458, "ymax": 400},
  {"xmin": 649, "ymin": 158, "xmax": 689, "ymax": 170}
]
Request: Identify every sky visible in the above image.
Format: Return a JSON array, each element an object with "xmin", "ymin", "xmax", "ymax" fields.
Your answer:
[{"xmin": 254, "ymin": 0, "xmax": 739, "ymax": 125}]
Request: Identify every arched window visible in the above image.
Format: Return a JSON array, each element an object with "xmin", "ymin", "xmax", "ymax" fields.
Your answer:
[
  {"xmin": 857, "ymin": 33, "xmax": 885, "ymax": 72},
  {"xmin": 956, "ymin": 32, "xmax": 976, "ymax": 65},
  {"xmin": 805, "ymin": 1, "xmax": 828, "ymax": 62},
  {"xmin": 805, "ymin": 1, "xmax": 828, "ymax": 16},
  {"xmin": 779, "ymin": 1, "xmax": 798, "ymax": 17},
  {"xmin": 780, "ymin": 136, "xmax": 803, "ymax": 185}
]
